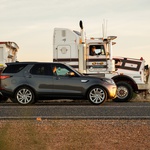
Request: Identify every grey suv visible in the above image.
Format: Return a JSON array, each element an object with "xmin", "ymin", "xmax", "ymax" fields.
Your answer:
[{"xmin": 0, "ymin": 62, "xmax": 117, "ymax": 105}]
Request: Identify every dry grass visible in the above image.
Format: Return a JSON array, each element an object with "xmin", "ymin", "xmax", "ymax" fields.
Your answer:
[{"xmin": 0, "ymin": 119, "xmax": 150, "ymax": 150}]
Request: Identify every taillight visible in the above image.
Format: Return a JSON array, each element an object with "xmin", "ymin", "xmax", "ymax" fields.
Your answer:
[{"xmin": 0, "ymin": 75, "xmax": 10, "ymax": 80}]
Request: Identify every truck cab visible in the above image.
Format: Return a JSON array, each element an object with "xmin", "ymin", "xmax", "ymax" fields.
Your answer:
[{"xmin": 53, "ymin": 22, "xmax": 149, "ymax": 102}]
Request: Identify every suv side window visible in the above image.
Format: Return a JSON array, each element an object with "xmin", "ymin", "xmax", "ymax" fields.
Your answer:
[
  {"xmin": 52, "ymin": 64, "xmax": 73, "ymax": 76},
  {"xmin": 30, "ymin": 64, "xmax": 52, "ymax": 75},
  {"xmin": 3, "ymin": 64, "xmax": 28, "ymax": 73}
]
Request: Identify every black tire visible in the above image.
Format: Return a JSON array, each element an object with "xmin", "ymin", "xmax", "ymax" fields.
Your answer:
[
  {"xmin": 113, "ymin": 82, "xmax": 133, "ymax": 102},
  {"xmin": 9, "ymin": 98, "xmax": 17, "ymax": 103},
  {"xmin": 87, "ymin": 86, "xmax": 107, "ymax": 105},
  {"xmin": 0, "ymin": 95, "xmax": 8, "ymax": 102},
  {"xmin": 15, "ymin": 86, "xmax": 35, "ymax": 105}
]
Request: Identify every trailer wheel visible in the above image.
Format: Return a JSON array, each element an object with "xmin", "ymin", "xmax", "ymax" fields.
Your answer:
[{"xmin": 113, "ymin": 81, "xmax": 133, "ymax": 102}]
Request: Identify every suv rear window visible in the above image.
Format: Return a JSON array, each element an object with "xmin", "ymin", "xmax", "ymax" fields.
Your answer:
[
  {"xmin": 3, "ymin": 64, "xmax": 28, "ymax": 73},
  {"xmin": 30, "ymin": 64, "xmax": 52, "ymax": 75}
]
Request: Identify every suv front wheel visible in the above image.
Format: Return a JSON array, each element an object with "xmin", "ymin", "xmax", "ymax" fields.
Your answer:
[
  {"xmin": 15, "ymin": 86, "xmax": 35, "ymax": 105},
  {"xmin": 87, "ymin": 86, "xmax": 107, "ymax": 105}
]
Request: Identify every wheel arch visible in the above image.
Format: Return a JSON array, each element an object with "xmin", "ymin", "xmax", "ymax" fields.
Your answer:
[
  {"xmin": 112, "ymin": 75, "xmax": 138, "ymax": 92},
  {"xmin": 13, "ymin": 84, "xmax": 37, "ymax": 99},
  {"xmin": 85, "ymin": 84, "xmax": 109, "ymax": 99}
]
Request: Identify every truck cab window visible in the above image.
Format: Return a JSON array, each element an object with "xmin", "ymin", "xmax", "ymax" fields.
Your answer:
[{"xmin": 89, "ymin": 45, "xmax": 105, "ymax": 56}]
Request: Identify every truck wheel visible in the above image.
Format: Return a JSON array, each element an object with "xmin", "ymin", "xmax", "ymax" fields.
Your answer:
[
  {"xmin": 114, "ymin": 82, "xmax": 133, "ymax": 102},
  {"xmin": 15, "ymin": 86, "xmax": 35, "ymax": 105},
  {"xmin": 87, "ymin": 86, "xmax": 107, "ymax": 105}
]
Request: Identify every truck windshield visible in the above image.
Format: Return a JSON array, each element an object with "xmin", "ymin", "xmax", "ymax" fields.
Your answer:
[{"xmin": 89, "ymin": 45, "xmax": 105, "ymax": 56}]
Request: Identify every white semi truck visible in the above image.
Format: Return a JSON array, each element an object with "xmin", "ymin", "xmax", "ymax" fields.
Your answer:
[
  {"xmin": 53, "ymin": 21, "xmax": 149, "ymax": 102},
  {"xmin": 0, "ymin": 41, "xmax": 19, "ymax": 101}
]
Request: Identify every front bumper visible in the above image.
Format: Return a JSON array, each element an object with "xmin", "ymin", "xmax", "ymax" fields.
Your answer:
[
  {"xmin": 107, "ymin": 85, "xmax": 117, "ymax": 99},
  {"xmin": 137, "ymin": 83, "xmax": 149, "ymax": 90}
]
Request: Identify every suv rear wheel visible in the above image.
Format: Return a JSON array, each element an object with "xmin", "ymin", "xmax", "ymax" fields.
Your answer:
[
  {"xmin": 87, "ymin": 86, "xmax": 107, "ymax": 105},
  {"xmin": 15, "ymin": 86, "xmax": 35, "ymax": 105}
]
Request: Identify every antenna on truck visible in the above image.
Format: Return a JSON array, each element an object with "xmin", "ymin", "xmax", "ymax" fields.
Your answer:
[{"xmin": 102, "ymin": 19, "xmax": 107, "ymax": 39}]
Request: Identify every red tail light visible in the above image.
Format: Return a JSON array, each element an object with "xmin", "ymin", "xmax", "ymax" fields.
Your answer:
[{"xmin": 0, "ymin": 75, "xmax": 10, "ymax": 80}]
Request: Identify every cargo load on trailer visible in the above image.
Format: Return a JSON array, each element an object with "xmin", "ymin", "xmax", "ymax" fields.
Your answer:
[
  {"xmin": 0, "ymin": 41, "xmax": 19, "ymax": 101},
  {"xmin": 53, "ymin": 21, "xmax": 149, "ymax": 102},
  {"xmin": 0, "ymin": 42, "xmax": 19, "ymax": 71}
]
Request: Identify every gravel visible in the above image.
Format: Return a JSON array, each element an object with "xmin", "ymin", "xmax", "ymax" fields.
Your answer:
[
  {"xmin": 0, "ymin": 94, "xmax": 150, "ymax": 149},
  {"xmin": 0, "ymin": 119, "xmax": 150, "ymax": 150}
]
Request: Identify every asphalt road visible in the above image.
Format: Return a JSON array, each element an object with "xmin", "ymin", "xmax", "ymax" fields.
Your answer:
[{"xmin": 0, "ymin": 101, "xmax": 150, "ymax": 119}]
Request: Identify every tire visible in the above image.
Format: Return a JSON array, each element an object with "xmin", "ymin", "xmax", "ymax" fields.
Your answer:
[
  {"xmin": 9, "ymin": 98, "xmax": 17, "ymax": 103},
  {"xmin": 0, "ymin": 95, "xmax": 8, "ymax": 102},
  {"xmin": 113, "ymin": 82, "xmax": 133, "ymax": 102},
  {"xmin": 87, "ymin": 86, "xmax": 107, "ymax": 105},
  {"xmin": 15, "ymin": 86, "xmax": 35, "ymax": 105}
]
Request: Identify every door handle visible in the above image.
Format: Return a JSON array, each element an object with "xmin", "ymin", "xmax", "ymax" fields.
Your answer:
[{"xmin": 26, "ymin": 75, "xmax": 32, "ymax": 78}]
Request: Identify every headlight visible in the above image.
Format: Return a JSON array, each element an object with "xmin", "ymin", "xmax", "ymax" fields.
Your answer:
[{"xmin": 102, "ymin": 78, "xmax": 115, "ymax": 84}]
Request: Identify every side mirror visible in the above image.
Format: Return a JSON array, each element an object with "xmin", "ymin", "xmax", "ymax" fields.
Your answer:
[{"xmin": 67, "ymin": 72, "xmax": 75, "ymax": 77}]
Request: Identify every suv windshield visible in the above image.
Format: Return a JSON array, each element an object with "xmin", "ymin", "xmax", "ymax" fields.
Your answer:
[{"xmin": 65, "ymin": 64, "xmax": 83, "ymax": 76}]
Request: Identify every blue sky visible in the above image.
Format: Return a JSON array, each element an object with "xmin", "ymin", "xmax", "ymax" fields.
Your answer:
[{"xmin": 0, "ymin": 0, "xmax": 150, "ymax": 65}]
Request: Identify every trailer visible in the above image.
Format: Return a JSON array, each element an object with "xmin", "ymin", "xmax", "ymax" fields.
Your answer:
[{"xmin": 0, "ymin": 41, "xmax": 19, "ymax": 101}]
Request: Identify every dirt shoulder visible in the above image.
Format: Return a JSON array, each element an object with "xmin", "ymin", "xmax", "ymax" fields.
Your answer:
[{"xmin": 0, "ymin": 119, "xmax": 150, "ymax": 150}]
